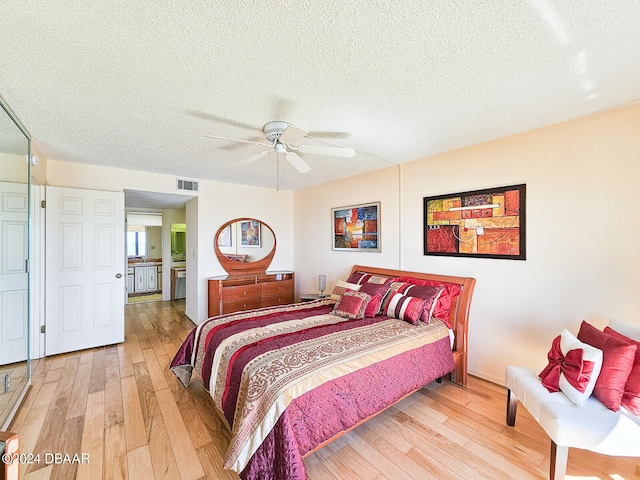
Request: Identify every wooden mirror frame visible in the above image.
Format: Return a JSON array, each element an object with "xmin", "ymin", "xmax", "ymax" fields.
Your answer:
[{"xmin": 214, "ymin": 218, "xmax": 276, "ymax": 276}]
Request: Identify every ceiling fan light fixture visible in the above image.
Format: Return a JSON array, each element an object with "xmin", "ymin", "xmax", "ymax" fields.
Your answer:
[{"xmin": 263, "ymin": 121, "xmax": 290, "ymax": 142}]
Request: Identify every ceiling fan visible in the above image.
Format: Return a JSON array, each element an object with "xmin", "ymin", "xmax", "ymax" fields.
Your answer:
[{"xmin": 205, "ymin": 121, "xmax": 356, "ymax": 173}]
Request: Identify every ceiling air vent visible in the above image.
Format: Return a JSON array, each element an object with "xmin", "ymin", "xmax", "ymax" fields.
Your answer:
[{"xmin": 177, "ymin": 179, "xmax": 199, "ymax": 192}]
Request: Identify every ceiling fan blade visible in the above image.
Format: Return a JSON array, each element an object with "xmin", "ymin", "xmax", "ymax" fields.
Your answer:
[
  {"xmin": 204, "ymin": 134, "xmax": 272, "ymax": 147},
  {"xmin": 237, "ymin": 150, "xmax": 272, "ymax": 165},
  {"xmin": 186, "ymin": 110, "xmax": 259, "ymax": 132},
  {"xmin": 279, "ymin": 125, "xmax": 308, "ymax": 144},
  {"xmin": 297, "ymin": 144, "xmax": 356, "ymax": 158},
  {"xmin": 284, "ymin": 152, "xmax": 311, "ymax": 173},
  {"xmin": 307, "ymin": 130, "xmax": 350, "ymax": 139}
]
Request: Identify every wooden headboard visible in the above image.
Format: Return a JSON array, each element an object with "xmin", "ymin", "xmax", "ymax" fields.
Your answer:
[{"xmin": 349, "ymin": 265, "xmax": 476, "ymax": 387}]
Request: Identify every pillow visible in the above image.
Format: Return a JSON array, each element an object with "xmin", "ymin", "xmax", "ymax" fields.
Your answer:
[
  {"xmin": 399, "ymin": 285, "xmax": 443, "ymax": 322},
  {"xmin": 577, "ymin": 321, "xmax": 637, "ymax": 411},
  {"xmin": 539, "ymin": 329, "xmax": 603, "ymax": 406},
  {"xmin": 394, "ymin": 276, "xmax": 461, "ymax": 328},
  {"xmin": 381, "ymin": 281, "xmax": 411, "ymax": 312},
  {"xmin": 359, "ymin": 282, "xmax": 392, "ymax": 314},
  {"xmin": 364, "ymin": 293, "xmax": 382, "ymax": 318},
  {"xmin": 331, "ymin": 291, "xmax": 370, "ymax": 319},
  {"xmin": 384, "ymin": 293, "xmax": 426, "ymax": 325},
  {"xmin": 346, "ymin": 271, "xmax": 394, "ymax": 286},
  {"xmin": 330, "ymin": 280, "xmax": 361, "ymax": 300},
  {"xmin": 380, "ymin": 282, "xmax": 442, "ymax": 323},
  {"xmin": 604, "ymin": 326, "xmax": 640, "ymax": 415}
]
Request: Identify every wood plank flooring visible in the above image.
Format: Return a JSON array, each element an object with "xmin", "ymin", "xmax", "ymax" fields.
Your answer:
[{"xmin": 9, "ymin": 300, "xmax": 640, "ymax": 479}]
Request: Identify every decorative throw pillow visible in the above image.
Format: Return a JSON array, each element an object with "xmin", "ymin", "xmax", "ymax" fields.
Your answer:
[
  {"xmin": 603, "ymin": 326, "xmax": 640, "ymax": 415},
  {"xmin": 364, "ymin": 293, "xmax": 382, "ymax": 318},
  {"xmin": 384, "ymin": 293, "xmax": 426, "ymax": 325},
  {"xmin": 577, "ymin": 321, "xmax": 637, "ymax": 411},
  {"xmin": 359, "ymin": 282, "xmax": 392, "ymax": 314},
  {"xmin": 539, "ymin": 329, "xmax": 603, "ymax": 406},
  {"xmin": 381, "ymin": 282, "xmax": 443, "ymax": 323},
  {"xmin": 330, "ymin": 280, "xmax": 361, "ymax": 300},
  {"xmin": 394, "ymin": 276, "xmax": 461, "ymax": 328},
  {"xmin": 346, "ymin": 271, "xmax": 394, "ymax": 286},
  {"xmin": 331, "ymin": 291, "xmax": 370, "ymax": 319},
  {"xmin": 380, "ymin": 282, "xmax": 411, "ymax": 312},
  {"xmin": 400, "ymin": 285, "xmax": 443, "ymax": 322}
]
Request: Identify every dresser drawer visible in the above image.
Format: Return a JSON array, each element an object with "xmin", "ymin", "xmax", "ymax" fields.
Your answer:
[
  {"xmin": 223, "ymin": 298, "xmax": 262, "ymax": 314},
  {"xmin": 222, "ymin": 283, "xmax": 261, "ymax": 301},
  {"xmin": 261, "ymin": 279, "xmax": 293, "ymax": 296},
  {"xmin": 261, "ymin": 292, "xmax": 295, "ymax": 308}
]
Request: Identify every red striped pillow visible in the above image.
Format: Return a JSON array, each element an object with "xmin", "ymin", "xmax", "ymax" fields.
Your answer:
[{"xmin": 384, "ymin": 293, "xmax": 426, "ymax": 325}]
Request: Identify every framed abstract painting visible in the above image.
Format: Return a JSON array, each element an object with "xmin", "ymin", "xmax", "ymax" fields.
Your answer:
[
  {"xmin": 332, "ymin": 202, "xmax": 380, "ymax": 252},
  {"xmin": 424, "ymin": 184, "xmax": 526, "ymax": 260},
  {"xmin": 240, "ymin": 220, "xmax": 261, "ymax": 247}
]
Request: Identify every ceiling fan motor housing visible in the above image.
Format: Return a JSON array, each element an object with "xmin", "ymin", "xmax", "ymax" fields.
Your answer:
[{"xmin": 263, "ymin": 121, "xmax": 289, "ymax": 142}]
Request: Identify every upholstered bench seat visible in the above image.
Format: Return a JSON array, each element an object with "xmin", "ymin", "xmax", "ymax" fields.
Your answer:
[{"xmin": 506, "ymin": 365, "xmax": 640, "ymax": 479}]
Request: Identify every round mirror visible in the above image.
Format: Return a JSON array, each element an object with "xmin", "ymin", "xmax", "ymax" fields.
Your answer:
[{"xmin": 214, "ymin": 218, "xmax": 276, "ymax": 275}]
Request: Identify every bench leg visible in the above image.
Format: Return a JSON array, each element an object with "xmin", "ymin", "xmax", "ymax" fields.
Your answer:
[
  {"xmin": 550, "ymin": 441, "xmax": 568, "ymax": 480},
  {"xmin": 506, "ymin": 388, "xmax": 518, "ymax": 426}
]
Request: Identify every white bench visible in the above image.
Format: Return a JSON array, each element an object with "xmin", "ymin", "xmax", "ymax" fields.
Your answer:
[{"xmin": 506, "ymin": 365, "xmax": 640, "ymax": 479}]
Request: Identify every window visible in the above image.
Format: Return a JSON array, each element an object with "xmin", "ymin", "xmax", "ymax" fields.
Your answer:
[{"xmin": 127, "ymin": 227, "xmax": 147, "ymax": 257}]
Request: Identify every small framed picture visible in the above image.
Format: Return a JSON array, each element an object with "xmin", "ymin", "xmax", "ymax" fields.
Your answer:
[
  {"xmin": 332, "ymin": 201, "xmax": 380, "ymax": 252},
  {"xmin": 240, "ymin": 220, "xmax": 261, "ymax": 247}
]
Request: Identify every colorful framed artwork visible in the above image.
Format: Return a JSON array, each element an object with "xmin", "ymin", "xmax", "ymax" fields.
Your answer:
[
  {"xmin": 240, "ymin": 220, "xmax": 261, "ymax": 247},
  {"xmin": 332, "ymin": 202, "xmax": 380, "ymax": 252},
  {"xmin": 424, "ymin": 184, "xmax": 526, "ymax": 260}
]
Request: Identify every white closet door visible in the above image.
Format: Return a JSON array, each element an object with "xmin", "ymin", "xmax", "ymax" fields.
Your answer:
[
  {"xmin": 45, "ymin": 186, "xmax": 125, "ymax": 356},
  {"xmin": 0, "ymin": 182, "xmax": 28, "ymax": 364}
]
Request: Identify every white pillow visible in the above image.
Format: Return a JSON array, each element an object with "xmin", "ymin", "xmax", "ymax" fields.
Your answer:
[
  {"xmin": 539, "ymin": 329, "xmax": 603, "ymax": 406},
  {"xmin": 330, "ymin": 280, "xmax": 361, "ymax": 300},
  {"xmin": 557, "ymin": 329, "xmax": 603, "ymax": 406}
]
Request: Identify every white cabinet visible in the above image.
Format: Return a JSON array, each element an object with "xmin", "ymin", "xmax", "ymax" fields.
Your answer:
[
  {"xmin": 134, "ymin": 266, "xmax": 159, "ymax": 293},
  {"xmin": 146, "ymin": 266, "xmax": 157, "ymax": 291},
  {"xmin": 126, "ymin": 267, "xmax": 134, "ymax": 293}
]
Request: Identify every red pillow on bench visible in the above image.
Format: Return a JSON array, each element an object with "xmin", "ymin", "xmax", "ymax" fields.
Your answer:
[
  {"xmin": 604, "ymin": 326, "xmax": 640, "ymax": 415},
  {"xmin": 577, "ymin": 321, "xmax": 637, "ymax": 411}
]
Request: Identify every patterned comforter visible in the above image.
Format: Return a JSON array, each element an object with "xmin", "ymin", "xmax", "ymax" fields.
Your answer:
[{"xmin": 170, "ymin": 298, "xmax": 455, "ymax": 480}]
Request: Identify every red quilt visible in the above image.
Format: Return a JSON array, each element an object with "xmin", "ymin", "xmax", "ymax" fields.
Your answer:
[{"xmin": 170, "ymin": 299, "xmax": 455, "ymax": 479}]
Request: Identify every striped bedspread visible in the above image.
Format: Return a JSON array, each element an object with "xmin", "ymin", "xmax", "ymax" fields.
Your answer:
[{"xmin": 170, "ymin": 298, "xmax": 455, "ymax": 479}]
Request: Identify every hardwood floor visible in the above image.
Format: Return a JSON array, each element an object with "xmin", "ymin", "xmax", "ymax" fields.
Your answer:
[{"xmin": 8, "ymin": 300, "xmax": 640, "ymax": 479}]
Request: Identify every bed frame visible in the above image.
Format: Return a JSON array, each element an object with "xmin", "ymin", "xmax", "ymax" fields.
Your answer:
[{"xmin": 347, "ymin": 265, "xmax": 476, "ymax": 387}]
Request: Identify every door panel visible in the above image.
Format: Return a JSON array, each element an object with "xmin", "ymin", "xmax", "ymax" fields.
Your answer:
[
  {"xmin": 45, "ymin": 186, "xmax": 125, "ymax": 356},
  {"xmin": 0, "ymin": 182, "xmax": 28, "ymax": 364}
]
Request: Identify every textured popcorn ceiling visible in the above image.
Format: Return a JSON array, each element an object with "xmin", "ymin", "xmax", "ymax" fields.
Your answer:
[{"xmin": 1, "ymin": 0, "xmax": 639, "ymax": 192}]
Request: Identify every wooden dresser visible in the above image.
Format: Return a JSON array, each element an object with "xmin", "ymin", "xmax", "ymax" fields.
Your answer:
[{"xmin": 208, "ymin": 272, "xmax": 294, "ymax": 317}]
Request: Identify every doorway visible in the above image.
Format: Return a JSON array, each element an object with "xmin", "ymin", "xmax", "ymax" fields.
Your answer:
[{"xmin": 123, "ymin": 190, "xmax": 194, "ymax": 305}]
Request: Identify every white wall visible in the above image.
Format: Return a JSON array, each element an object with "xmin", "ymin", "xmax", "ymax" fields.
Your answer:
[
  {"xmin": 295, "ymin": 103, "xmax": 640, "ymax": 385},
  {"xmin": 46, "ymin": 160, "xmax": 295, "ymax": 324}
]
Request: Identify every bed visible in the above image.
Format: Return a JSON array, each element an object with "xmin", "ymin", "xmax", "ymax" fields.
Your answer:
[{"xmin": 170, "ymin": 265, "xmax": 476, "ymax": 480}]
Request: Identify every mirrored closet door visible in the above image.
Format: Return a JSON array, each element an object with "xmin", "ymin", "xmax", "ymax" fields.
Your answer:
[{"xmin": 0, "ymin": 96, "xmax": 31, "ymax": 429}]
